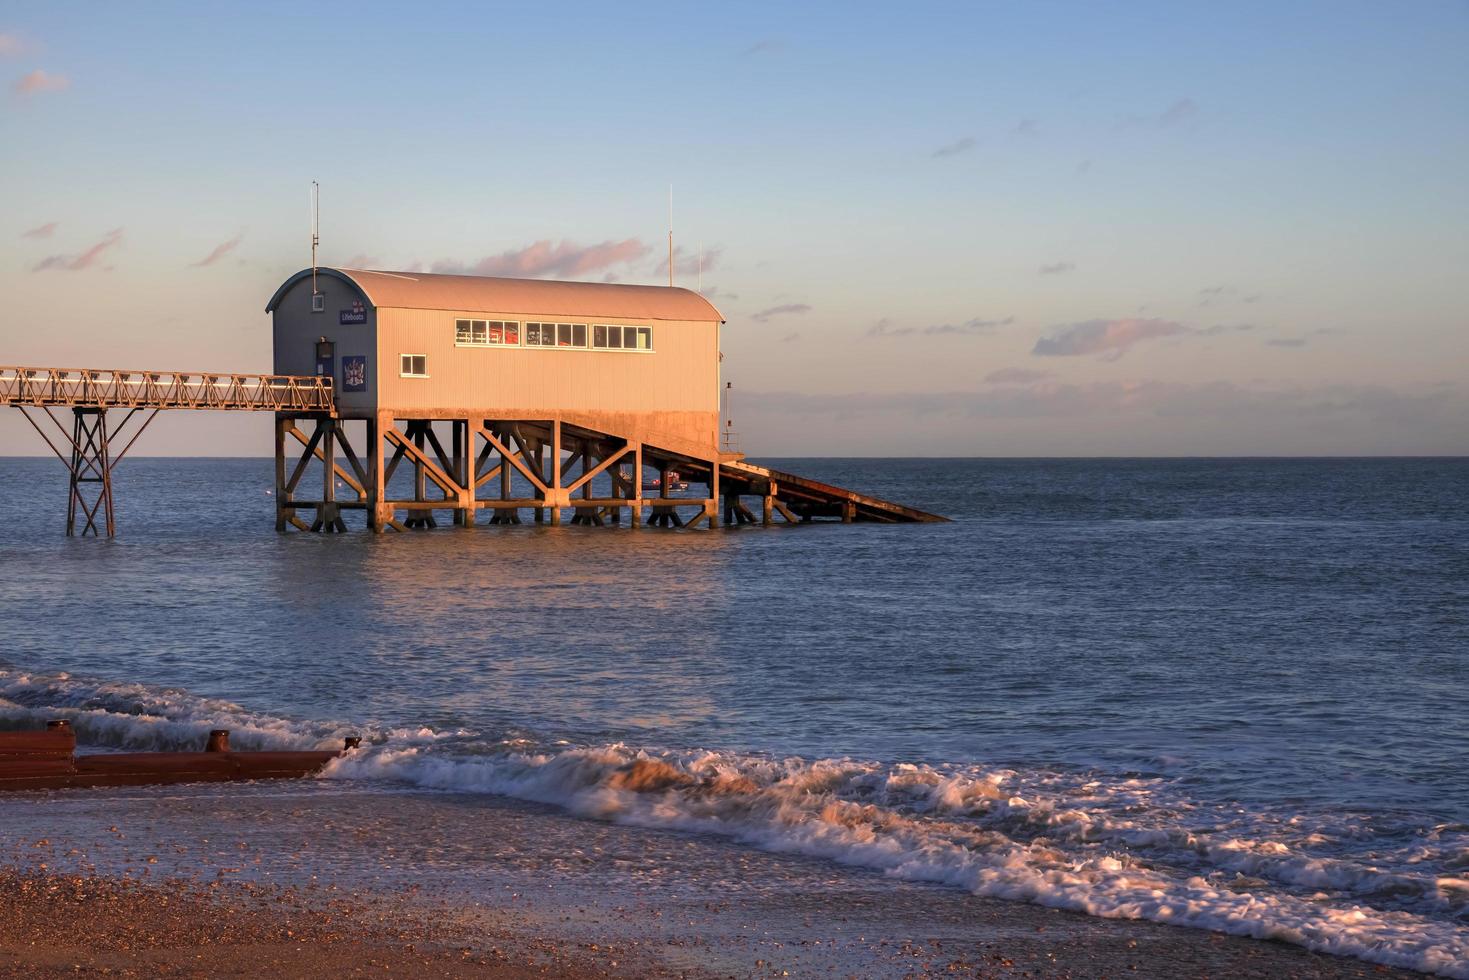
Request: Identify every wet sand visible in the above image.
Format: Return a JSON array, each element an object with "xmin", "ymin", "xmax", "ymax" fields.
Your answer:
[{"xmin": 0, "ymin": 782, "xmax": 1427, "ymax": 979}]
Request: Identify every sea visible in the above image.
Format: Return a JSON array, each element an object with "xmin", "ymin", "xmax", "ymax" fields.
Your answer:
[{"xmin": 0, "ymin": 456, "xmax": 1465, "ymax": 975}]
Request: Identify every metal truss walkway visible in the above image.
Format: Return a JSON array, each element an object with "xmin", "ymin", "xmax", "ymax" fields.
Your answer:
[{"xmin": 2, "ymin": 365, "xmax": 333, "ymax": 536}]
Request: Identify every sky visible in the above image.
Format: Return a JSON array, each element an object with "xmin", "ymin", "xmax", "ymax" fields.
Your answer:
[{"xmin": 1, "ymin": 0, "xmax": 1465, "ymax": 456}]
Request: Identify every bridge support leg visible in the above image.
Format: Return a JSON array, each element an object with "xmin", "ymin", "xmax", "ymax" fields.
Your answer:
[{"xmin": 66, "ymin": 408, "xmax": 114, "ymax": 537}]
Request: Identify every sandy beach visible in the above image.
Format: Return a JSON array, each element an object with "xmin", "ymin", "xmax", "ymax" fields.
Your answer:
[{"xmin": 0, "ymin": 782, "xmax": 1424, "ymax": 979}]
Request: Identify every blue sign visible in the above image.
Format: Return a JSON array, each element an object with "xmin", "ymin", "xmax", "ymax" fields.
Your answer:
[
  {"xmin": 339, "ymin": 299, "xmax": 367, "ymax": 325},
  {"xmin": 342, "ymin": 355, "xmax": 368, "ymax": 393}
]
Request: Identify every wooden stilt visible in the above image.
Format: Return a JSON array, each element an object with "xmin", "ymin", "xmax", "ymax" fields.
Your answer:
[{"xmin": 274, "ymin": 415, "xmax": 290, "ymax": 532}]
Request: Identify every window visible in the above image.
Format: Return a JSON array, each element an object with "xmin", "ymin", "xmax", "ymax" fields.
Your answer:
[
  {"xmin": 399, "ymin": 354, "xmax": 428, "ymax": 377},
  {"xmin": 455, "ymin": 319, "xmax": 521, "ymax": 347},
  {"xmin": 526, "ymin": 323, "xmax": 587, "ymax": 348},
  {"xmin": 311, "ymin": 293, "xmax": 325, "ymax": 313},
  {"xmin": 592, "ymin": 325, "xmax": 653, "ymax": 351}
]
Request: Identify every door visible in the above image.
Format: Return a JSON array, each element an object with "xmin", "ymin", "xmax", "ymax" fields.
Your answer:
[{"xmin": 315, "ymin": 340, "xmax": 335, "ymax": 378}]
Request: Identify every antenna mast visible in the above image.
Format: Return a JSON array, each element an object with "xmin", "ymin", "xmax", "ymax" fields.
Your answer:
[
  {"xmin": 667, "ymin": 184, "xmax": 674, "ymax": 288},
  {"xmin": 310, "ymin": 180, "xmax": 320, "ymax": 295}
]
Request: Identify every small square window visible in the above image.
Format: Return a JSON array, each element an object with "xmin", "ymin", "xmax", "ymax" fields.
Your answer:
[
  {"xmin": 608, "ymin": 325, "xmax": 623, "ymax": 349},
  {"xmin": 593, "ymin": 325, "xmax": 607, "ymax": 348},
  {"xmin": 455, "ymin": 319, "xmax": 472, "ymax": 344},
  {"xmin": 311, "ymin": 293, "xmax": 325, "ymax": 313},
  {"xmin": 399, "ymin": 354, "xmax": 427, "ymax": 377}
]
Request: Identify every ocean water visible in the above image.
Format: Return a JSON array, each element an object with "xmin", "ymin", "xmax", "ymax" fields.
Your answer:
[{"xmin": 0, "ymin": 456, "xmax": 1466, "ymax": 975}]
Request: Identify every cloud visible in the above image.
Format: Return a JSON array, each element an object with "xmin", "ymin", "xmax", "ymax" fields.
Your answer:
[
  {"xmin": 1158, "ymin": 98, "xmax": 1198, "ymax": 127},
  {"xmin": 1038, "ymin": 261, "xmax": 1075, "ymax": 276},
  {"xmin": 984, "ymin": 368, "xmax": 1052, "ymax": 384},
  {"xmin": 1033, "ymin": 317, "xmax": 1189, "ymax": 358},
  {"xmin": 932, "ymin": 136, "xmax": 976, "ymax": 158},
  {"xmin": 0, "ymin": 32, "xmax": 27, "ymax": 57},
  {"xmin": 739, "ymin": 380, "xmax": 1467, "ymax": 434},
  {"xmin": 32, "ymin": 228, "xmax": 123, "ymax": 271},
  {"xmin": 432, "ymin": 238, "xmax": 651, "ymax": 279},
  {"xmin": 1121, "ymin": 98, "xmax": 1198, "ymax": 130},
  {"xmin": 780, "ymin": 332, "xmax": 800, "ymax": 344},
  {"xmin": 190, "ymin": 232, "xmax": 244, "ymax": 268},
  {"xmin": 1266, "ymin": 327, "xmax": 1344, "ymax": 349},
  {"xmin": 340, "ymin": 253, "xmax": 382, "ymax": 269},
  {"xmin": 655, "ymin": 244, "xmax": 723, "ymax": 278},
  {"xmin": 742, "ymin": 39, "xmax": 782, "ymax": 56},
  {"xmin": 20, "ymin": 221, "xmax": 57, "ymax": 239},
  {"xmin": 1200, "ymin": 323, "xmax": 1255, "ymax": 336},
  {"xmin": 13, "ymin": 68, "xmax": 68, "ymax": 96},
  {"xmin": 1012, "ymin": 118, "xmax": 1037, "ymax": 136},
  {"xmin": 701, "ymin": 286, "xmax": 739, "ymax": 303},
  {"xmin": 868, "ymin": 315, "xmax": 1013, "ymax": 338},
  {"xmin": 752, "ymin": 303, "xmax": 811, "ymax": 322}
]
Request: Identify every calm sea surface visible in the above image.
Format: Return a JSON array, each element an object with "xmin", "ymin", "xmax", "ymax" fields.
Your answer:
[{"xmin": 1, "ymin": 457, "xmax": 1466, "ymax": 974}]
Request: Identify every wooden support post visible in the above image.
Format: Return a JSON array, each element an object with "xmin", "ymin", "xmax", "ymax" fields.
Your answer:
[
  {"xmin": 842, "ymin": 500, "xmax": 856, "ymax": 524},
  {"xmin": 368, "ymin": 415, "xmax": 386, "ymax": 533},
  {"xmin": 708, "ymin": 460, "xmax": 721, "ymax": 529},
  {"xmin": 403, "ymin": 421, "xmax": 437, "ymax": 529},
  {"xmin": 631, "ymin": 444, "xmax": 642, "ymax": 528},
  {"xmin": 763, "ymin": 495, "xmax": 773, "ymax": 527},
  {"xmin": 549, "ymin": 419, "xmax": 562, "ymax": 526},
  {"xmin": 455, "ymin": 419, "xmax": 475, "ymax": 527},
  {"xmin": 274, "ymin": 415, "xmax": 290, "ymax": 532}
]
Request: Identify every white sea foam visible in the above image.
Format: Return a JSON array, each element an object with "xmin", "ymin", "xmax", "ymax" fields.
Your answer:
[
  {"xmin": 4, "ymin": 669, "xmax": 1465, "ymax": 977},
  {"xmin": 326, "ymin": 744, "xmax": 1469, "ymax": 977}
]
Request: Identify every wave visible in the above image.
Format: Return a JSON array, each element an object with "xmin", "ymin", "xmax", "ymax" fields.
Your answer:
[{"xmin": 4, "ymin": 668, "xmax": 1466, "ymax": 978}]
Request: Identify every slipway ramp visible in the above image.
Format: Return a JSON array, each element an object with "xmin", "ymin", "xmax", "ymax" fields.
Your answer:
[{"xmin": 718, "ymin": 459, "xmax": 948, "ymax": 524}]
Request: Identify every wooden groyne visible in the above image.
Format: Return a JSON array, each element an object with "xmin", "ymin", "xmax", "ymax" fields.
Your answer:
[{"xmin": 0, "ymin": 721, "xmax": 354, "ymax": 792}]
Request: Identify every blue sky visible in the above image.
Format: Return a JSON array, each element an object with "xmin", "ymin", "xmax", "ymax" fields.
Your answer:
[{"xmin": 2, "ymin": 1, "xmax": 1466, "ymax": 455}]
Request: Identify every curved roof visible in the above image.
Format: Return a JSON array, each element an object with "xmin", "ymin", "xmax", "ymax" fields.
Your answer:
[{"xmin": 266, "ymin": 268, "xmax": 723, "ymax": 322}]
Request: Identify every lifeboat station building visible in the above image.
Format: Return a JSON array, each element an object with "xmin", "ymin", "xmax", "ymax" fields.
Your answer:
[{"xmin": 264, "ymin": 267, "xmax": 942, "ymax": 531}]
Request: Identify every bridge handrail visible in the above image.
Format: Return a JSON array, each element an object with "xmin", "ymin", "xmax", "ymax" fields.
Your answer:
[{"xmin": 0, "ymin": 366, "xmax": 334, "ymax": 412}]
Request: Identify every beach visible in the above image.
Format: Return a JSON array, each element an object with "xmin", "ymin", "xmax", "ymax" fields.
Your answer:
[{"xmin": 0, "ymin": 782, "xmax": 1429, "ymax": 979}]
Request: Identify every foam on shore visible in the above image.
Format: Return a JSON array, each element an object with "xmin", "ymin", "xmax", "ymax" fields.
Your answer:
[{"xmin": 5, "ymin": 668, "xmax": 1465, "ymax": 978}]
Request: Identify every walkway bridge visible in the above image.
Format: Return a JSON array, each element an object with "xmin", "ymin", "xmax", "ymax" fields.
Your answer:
[{"xmin": 2, "ymin": 364, "xmax": 946, "ymax": 536}]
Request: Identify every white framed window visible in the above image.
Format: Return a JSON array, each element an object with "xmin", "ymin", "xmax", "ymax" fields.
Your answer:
[
  {"xmin": 526, "ymin": 322, "xmax": 587, "ymax": 348},
  {"xmin": 311, "ymin": 293, "xmax": 326, "ymax": 313},
  {"xmin": 399, "ymin": 353, "xmax": 428, "ymax": 378},
  {"xmin": 592, "ymin": 324, "xmax": 653, "ymax": 351},
  {"xmin": 455, "ymin": 319, "xmax": 521, "ymax": 347}
]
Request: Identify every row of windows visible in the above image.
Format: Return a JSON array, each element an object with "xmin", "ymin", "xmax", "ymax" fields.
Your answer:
[{"xmin": 454, "ymin": 319, "xmax": 653, "ymax": 351}]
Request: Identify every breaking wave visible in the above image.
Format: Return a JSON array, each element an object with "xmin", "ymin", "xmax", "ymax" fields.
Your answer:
[{"xmin": 4, "ymin": 668, "xmax": 1466, "ymax": 978}]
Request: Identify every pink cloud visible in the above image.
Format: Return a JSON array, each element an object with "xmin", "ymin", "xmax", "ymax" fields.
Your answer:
[
  {"xmin": 985, "ymin": 368, "xmax": 1053, "ymax": 384},
  {"xmin": 0, "ymin": 33, "xmax": 26, "ymax": 58},
  {"xmin": 20, "ymin": 221, "xmax": 57, "ymax": 239},
  {"xmin": 1032, "ymin": 317, "xmax": 1188, "ymax": 359},
  {"xmin": 33, "ymin": 228, "xmax": 123, "ymax": 271},
  {"xmin": 433, "ymin": 238, "xmax": 651, "ymax": 279},
  {"xmin": 654, "ymin": 244, "xmax": 722, "ymax": 278},
  {"xmin": 13, "ymin": 69, "xmax": 68, "ymax": 96},
  {"xmin": 752, "ymin": 303, "xmax": 811, "ymax": 322},
  {"xmin": 191, "ymin": 232, "xmax": 243, "ymax": 267}
]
